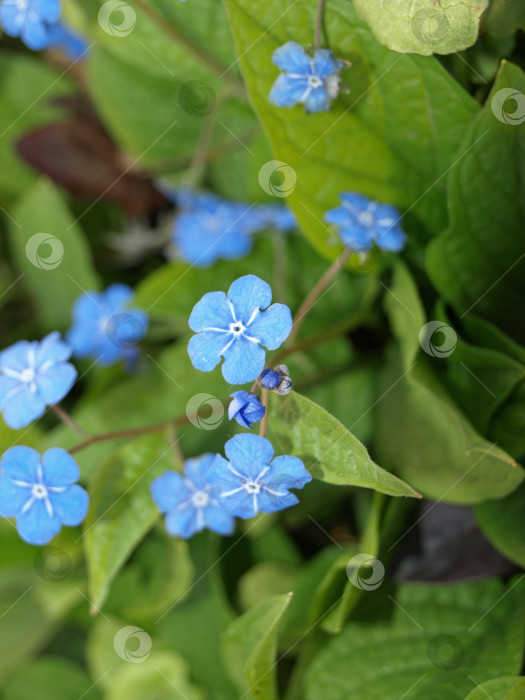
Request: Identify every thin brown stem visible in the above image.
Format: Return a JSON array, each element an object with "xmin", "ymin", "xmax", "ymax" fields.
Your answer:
[
  {"xmin": 259, "ymin": 389, "xmax": 269, "ymax": 438},
  {"xmin": 51, "ymin": 404, "xmax": 89, "ymax": 437},
  {"xmin": 287, "ymin": 247, "xmax": 351, "ymax": 346},
  {"xmin": 133, "ymin": 0, "xmax": 246, "ymax": 96},
  {"xmin": 314, "ymin": 0, "xmax": 327, "ymax": 50}
]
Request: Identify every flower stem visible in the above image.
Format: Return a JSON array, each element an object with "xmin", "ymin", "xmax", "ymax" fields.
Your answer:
[
  {"xmin": 51, "ymin": 404, "xmax": 89, "ymax": 437},
  {"xmin": 314, "ymin": 0, "xmax": 327, "ymax": 50},
  {"xmin": 287, "ymin": 247, "xmax": 351, "ymax": 346},
  {"xmin": 259, "ymin": 389, "xmax": 269, "ymax": 438}
]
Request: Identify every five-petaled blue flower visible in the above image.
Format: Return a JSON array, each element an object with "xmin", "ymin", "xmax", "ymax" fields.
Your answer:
[
  {"xmin": 0, "ymin": 446, "xmax": 88, "ymax": 545},
  {"xmin": 229, "ymin": 391, "xmax": 265, "ymax": 429},
  {"xmin": 324, "ymin": 192, "xmax": 406, "ymax": 252},
  {"xmin": 208, "ymin": 434, "xmax": 311, "ymax": 519},
  {"xmin": 0, "ymin": 332, "xmax": 77, "ymax": 430},
  {"xmin": 0, "ymin": 0, "xmax": 61, "ymax": 50},
  {"xmin": 151, "ymin": 454, "xmax": 235, "ymax": 539},
  {"xmin": 188, "ymin": 275, "xmax": 293, "ymax": 385},
  {"xmin": 269, "ymin": 41, "xmax": 344, "ymax": 113},
  {"xmin": 67, "ymin": 284, "xmax": 149, "ymax": 366}
]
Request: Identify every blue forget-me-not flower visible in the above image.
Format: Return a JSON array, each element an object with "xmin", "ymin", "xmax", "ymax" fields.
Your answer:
[
  {"xmin": 269, "ymin": 41, "xmax": 344, "ymax": 113},
  {"xmin": 324, "ymin": 192, "xmax": 406, "ymax": 252},
  {"xmin": 151, "ymin": 454, "xmax": 235, "ymax": 539},
  {"xmin": 208, "ymin": 434, "xmax": 311, "ymax": 519},
  {"xmin": 0, "ymin": 446, "xmax": 88, "ymax": 545},
  {"xmin": 67, "ymin": 284, "xmax": 148, "ymax": 366},
  {"xmin": 0, "ymin": 0, "xmax": 61, "ymax": 50},
  {"xmin": 0, "ymin": 332, "xmax": 77, "ymax": 430},
  {"xmin": 188, "ymin": 274, "xmax": 293, "ymax": 385},
  {"xmin": 229, "ymin": 391, "xmax": 265, "ymax": 429}
]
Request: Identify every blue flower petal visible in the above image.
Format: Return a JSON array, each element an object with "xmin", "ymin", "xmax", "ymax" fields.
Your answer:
[
  {"xmin": 49, "ymin": 485, "xmax": 88, "ymax": 526},
  {"xmin": 375, "ymin": 227, "xmax": 406, "ymax": 251},
  {"xmin": 203, "ymin": 502, "xmax": 235, "ymax": 535},
  {"xmin": 339, "ymin": 192, "xmax": 372, "ymax": 210},
  {"xmin": 313, "ymin": 49, "xmax": 344, "ymax": 77},
  {"xmin": 272, "ymin": 41, "xmax": 311, "ymax": 74},
  {"xmin": 165, "ymin": 504, "xmax": 199, "ymax": 539},
  {"xmin": 188, "ymin": 291, "xmax": 232, "ymax": 332},
  {"xmin": 269, "ymin": 74, "xmax": 309, "ymax": 108},
  {"xmin": 227, "ymin": 275, "xmax": 272, "ymax": 325},
  {"xmin": 258, "ymin": 488, "xmax": 298, "ymax": 513},
  {"xmin": 0, "ymin": 340, "xmax": 32, "ymax": 373},
  {"xmin": 2, "ymin": 388, "xmax": 46, "ymax": 429},
  {"xmin": 17, "ymin": 499, "xmax": 62, "ymax": 545},
  {"xmin": 0, "ymin": 2, "xmax": 23, "ymax": 36},
  {"xmin": 220, "ymin": 489, "xmax": 257, "ymax": 519},
  {"xmin": 221, "ymin": 336, "xmax": 266, "ymax": 384},
  {"xmin": 269, "ymin": 456, "xmax": 312, "ymax": 488},
  {"xmin": 35, "ymin": 332, "xmax": 73, "ymax": 365},
  {"xmin": 248, "ymin": 303, "xmax": 293, "ymax": 351},
  {"xmin": 105, "ymin": 284, "xmax": 135, "ymax": 312},
  {"xmin": 0, "ymin": 474, "xmax": 30, "ymax": 517},
  {"xmin": 224, "ymin": 434, "xmax": 274, "ymax": 480},
  {"xmin": 324, "ymin": 206, "xmax": 351, "ymax": 226},
  {"xmin": 338, "ymin": 226, "xmax": 374, "ymax": 250},
  {"xmin": 151, "ymin": 471, "xmax": 191, "ymax": 513},
  {"xmin": 33, "ymin": 0, "xmax": 61, "ymax": 23},
  {"xmin": 35, "ymin": 364, "xmax": 77, "ymax": 405},
  {"xmin": 207, "ymin": 454, "xmax": 241, "ymax": 495},
  {"xmin": 304, "ymin": 86, "xmax": 331, "ymax": 112},
  {"xmin": 42, "ymin": 448, "xmax": 80, "ymax": 487},
  {"xmin": 0, "ymin": 376, "xmax": 21, "ymax": 405},
  {"xmin": 0, "ymin": 446, "xmax": 40, "ymax": 482},
  {"xmin": 188, "ymin": 331, "xmax": 231, "ymax": 373},
  {"xmin": 183, "ymin": 453, "xmax": 215, "ymax": 490},
  {"xmin": 21, "ymin": 17, "xmax": 51, "ymax": 50}
]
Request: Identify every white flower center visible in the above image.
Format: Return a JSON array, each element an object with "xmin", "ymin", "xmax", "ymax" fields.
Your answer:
[
  {"xmin": 32, "ymin": 483, "xmax": 48, "ymax": 499},
  {"xmin": 244, "ymin": 481, "xmax": 261, "ymax": 494},
  {"xmin": 358, "ymin": 211, "xmax": 375, "ymax": 226},
  {"xmin": 16, "ymin": 0, "xmax": 29, "ymax": 11},
  {"xmin": 229, "ymin": 321, "xmax": 246, "ymax": 335},
  {"xmin": 192, "ymin": 490, "xmax": 210, "ymax": 507},
  {"xmin": 308, "ymin": 75, "xmax": 323, "ymax": 89},
  {"xmin": 20, "ymin": 368, "xmax": 36, "ymax": 384}
]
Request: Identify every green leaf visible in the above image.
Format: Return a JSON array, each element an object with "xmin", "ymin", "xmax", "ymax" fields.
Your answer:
[
  {"xmin": 483, "ymin": 0, "xmax": 525, "ymax": 37},
  {"xmin": 305, "ymin": 578, "xmax": 525, "ymax": 700},
  {"xmin": 84, "ymin": 432, "xmax": 179, "ymax": 610},
  {"xmin": 8, "ymin": 179, "xmax": 100, "ymax": 332},
  {"xmin": 3, "ymin": 657, "xmax": 100, "ymax": 700},
  {"xmin": 377, "ymin": 261, "xmax": 523, "ymax": 503},
  {"xmin": 476, "ymin": 481, "xmax": 525, "ymax": 568},
  {"xmin": 222, "ymin": 593, "xmax": 292, "ymax": 700},
  {"xmin": 426, "ymin": 62, "xmax": 525, "ymax": 343},
  {"xmin": 222, "ymin": 0, "xmax": 478, "ymax": 258},
  {"xmin": 353, "ymin": 0, "xmax": 488, "ymax": 56},
  {"xmin": 238, "ymin": 562, "xmax": 298, "ymax": 611},
  {"xmin": 268, "ymin": 391, "xmax": 420, "ymax": 498},
  {"xmin": 464, "ymin": 677, "xmax": 525, "ymax": 700}
]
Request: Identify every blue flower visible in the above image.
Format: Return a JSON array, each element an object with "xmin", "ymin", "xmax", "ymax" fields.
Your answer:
[
  {"xmin": 47, "ymin": 22, "xmax": 89, "ymax": 61},
  {"xmin": 258, "ymin": 364, "xmax": 292, "ymax": 395},
  {"xmin": 0, "ymin": 446, "xmax": 88, "ymax": 545},
  {"xmin": 250, "ymin": 204, "xmax": 297, "ymax": 233},
  {"xmin": 188, "ymin": 274, "xmax": 293, "ymax": 385},
  {"xmin": 229, "ymin": 391, "xmax": 265, "ymax": 429},
  {"xmin": 151, "ymin": 454, "xmax": 235, "ymax": 539},
  {"xmin": 67, "ymin": 284, "xmax": 148, "ymax": 366},
  {"xmin": 324, "ymin": 192, "xmax": 406, "ymax": 252},
  {"xmin": 0, "ymin": 332, "xmax": 77, "ymax": 430},
  {"xmin": 208, "ymin": 434, "xmax": 311, "ymax": 519},
  {"xmin": 0, "ymin": 0, "xmax": 61, "ymax": 50},
  {"xmin": 269, "ymin": 41, "xmax": 344, "ymax": 113},
  {"xmin": 258, "ymin": 369, "xmax": 281, "ymax": 390}
]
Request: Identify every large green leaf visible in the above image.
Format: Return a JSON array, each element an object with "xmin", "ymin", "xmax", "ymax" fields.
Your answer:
[
  {"xmin": 376, "ymin": 261, "xmax": 523, "ymax": 503},
  {"xmin": 305, "ymin": 578, "xmax": 525, "ymax": 700},
  {"xmin": 83, "ymin": 432, "xmax": 179, "ymax": 610},
  {"xmin": 269, "ymin": 390, "xmax": 420, "ymax": 498},
  {"xmin": 353, "ymin": 0, "xmax": 488, "ymax": 56},
  {"xmin": 464, "ymin": 677, "xmax": 525, "ymax": 700},
  {"xmin": 222, "ymin": 593, "xmax": 292, "ymax": 700},
  {"xmin": 8, "ymin": 179, "xmax": 100, "ymax": 332},
  {"xmin": 222, "ymin": 0, "xmax": 478, "ymax": 258},
  {"xmin": 427, "ymin": 62, "xmax": 525, "ymax": 342},
  {"xmin": 3, "ymin": 657, "xmax": 100, "ymax": 700},
  {"xmin": 475, "ymin": 480, "xmax": 525, "ymax": 568}
]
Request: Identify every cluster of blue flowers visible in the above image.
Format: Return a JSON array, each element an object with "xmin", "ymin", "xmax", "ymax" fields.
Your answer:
[
  {"xmin": 0, "ymin": 0, "xmax": 88, "ymax": 57},
  {"xmin": 168, "ymin": 190, "xmax": 296, "ymax": 267},
  {"xmin": 151, "ymin": 274, "xmax": 311, "ymax": 539},
  {"xmin": 0, "ymin": 285, "xmax": 148, "ymax": 545}
]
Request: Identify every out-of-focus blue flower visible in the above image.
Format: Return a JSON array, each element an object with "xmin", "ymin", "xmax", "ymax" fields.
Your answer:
[
  {"xmin": 0, "ymin": 332, "xmax": 77, "ymax": 430},
  {"xmin": 0, "ymin": 0, "xmax": 61, "ymax": 50},
  {"xmin": 324, "ymin": 192, "xmax": 406, "ymax": 252},
  {"xmin": 0, "ymin": 446, "xmax": 88, "ymax": 545},
  {"xmin": 67, "ymin": 284, "xmax": 148, "ymax": 367},
  {"xmin": 151, "ymin": 454, "xmax": 235, "ymax": 539},
  {"xmin": 208, "ymin": 434, "xmax": 311, "ymax": 519},
  {"xmin": 47, "ymin": 22, "xmax": 89, "ymax": 61},
  {"xmin": 269, "ymin": 41, "xmax": 344, "ymax": 113},
  {"xmin": 250, "ymin": 204, "xmax": 297, "ymax": 233},
  {"xmin": 228, "ymin": 391, "xmax": 265, "ymax": 429},
  {"xmin": 188, "ymin": 274, "xmax": 292, "ymax": 385}
]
